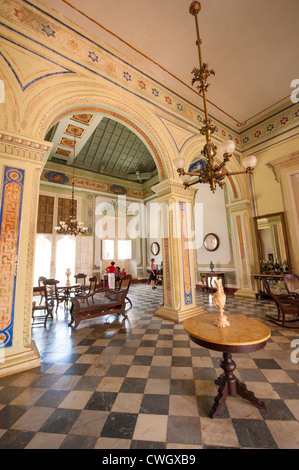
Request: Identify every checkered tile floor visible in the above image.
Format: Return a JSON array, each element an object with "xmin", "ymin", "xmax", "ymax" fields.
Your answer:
[{"xmin": 0, "ymin": 285, "xmax": 299, "ymax": 449}]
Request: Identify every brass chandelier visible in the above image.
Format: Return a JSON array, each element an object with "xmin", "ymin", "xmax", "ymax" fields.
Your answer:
[
  {"xmin": 173, "ymin": 2, "xmax": 257, "ymax": 193},
  {"xmin": 55, "ymin": 133, "xmax": 87, "ymax": 236}
]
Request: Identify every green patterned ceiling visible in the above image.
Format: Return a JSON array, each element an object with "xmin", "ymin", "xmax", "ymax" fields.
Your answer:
[{"xmin": 46, "ymin": 115, "xmax": 158, "ymax": 184}]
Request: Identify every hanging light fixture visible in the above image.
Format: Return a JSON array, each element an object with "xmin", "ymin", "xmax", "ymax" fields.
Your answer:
[
  {"xmin": 173, "ymin": 2, "xmax": 257, "ymax": 193},
  {"xmin": 55, "ymin": 132, "xmax": 87, "ymax": 236}
]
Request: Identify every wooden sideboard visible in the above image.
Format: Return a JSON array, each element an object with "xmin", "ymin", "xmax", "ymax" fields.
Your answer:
[{"xmin": 200, "ymin": 272, "xmax": 225, "ymax": 292}]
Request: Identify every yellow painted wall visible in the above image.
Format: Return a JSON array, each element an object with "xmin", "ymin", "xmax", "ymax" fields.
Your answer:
[{"xmin": 252, "ymin": 136, "xmax": 299, "ymax": 216}]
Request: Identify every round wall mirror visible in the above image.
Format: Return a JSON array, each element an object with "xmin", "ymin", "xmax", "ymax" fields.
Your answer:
[
  {"xmin": 203, "ymin": 233, "xmax": 219, "ymax": 252},
  {"xmin": 150, "ymin": 242, "xmax": 160, "ymax": 256}
]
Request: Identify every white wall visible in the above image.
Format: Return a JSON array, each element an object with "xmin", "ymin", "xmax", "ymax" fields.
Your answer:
[
  {"xmin": 93, "ymin": 194, "xmax": 144, "ymax": 278},
  {"xmin": 75, "ymin": 235, "xmax": 94, "ymax": 280},
  {"xmin": 195, "ymin": 184, "xmax": 233, "ymax": 273},
  {"xmin": 145, "ymin": 198, "xmax": 162, "ymax": 267}
]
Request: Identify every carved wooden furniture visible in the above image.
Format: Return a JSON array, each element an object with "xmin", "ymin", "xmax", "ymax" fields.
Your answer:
[
  {"xmin": 200, "ymin": 272, "xmax": 225, "ymax": 292},
  {"xmin": 73, "ymin": 276, "xmax": 97, "ymax": 305},
  {"xmin": 184, "ymin": 314, "xmax": 271, "ymax": 418},
  {"xmin": 115, "ymin": 274, "xmax": 132, "ymax": 308},
  {"xmin": 74, "ymin": 273, "xmax": 87, "ymax": 291},
  {"xmin": 262, "ymin": 279, "xmax": 299, "ymax": 328},
  {"xmin": 98, "ymin": 274, "xmax": 108, "ymax": 288},
  {"xmin": 32, "ymin": 286, "xmax": 54, "ymax": 327},
  {"xmin": 69, "ymin": 287, "xmax": 127, "ymax": 329},
  {"xmin": 56, "ymin": 283, "xmax": 81, "ymax": 308},
  {"xmin": 254, "ymin": 273, "xmax": 284, "ymax": 299},
  {"xmin": 43, "ymin": 278, "xmax": 67, "ymax": 312},
  {"xmin": 283, "ymin": 273, "xmax": 299, "ymax": 297}
]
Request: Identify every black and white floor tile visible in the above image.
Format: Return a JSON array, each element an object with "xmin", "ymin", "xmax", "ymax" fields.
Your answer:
[{"xmin": 0, "ymin": 285, "xmax": 298, "ymax": 450}]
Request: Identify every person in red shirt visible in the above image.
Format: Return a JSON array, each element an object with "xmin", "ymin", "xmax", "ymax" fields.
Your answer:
[
  {"xmin": 107, "ymin": 261, "xmax": 116, "ymax": 273},
  {"xmin": 107, "ymin": 261, "xmax": 116, "ymax": 288},
  {"xmin": 121, "ymin": 268, "xmax": 126, "ymax": 277}
]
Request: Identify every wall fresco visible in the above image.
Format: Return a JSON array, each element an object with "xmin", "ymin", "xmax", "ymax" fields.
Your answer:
[{"xmin": 0, "ymin": 167, "xmax": 24, "ymax": 348}]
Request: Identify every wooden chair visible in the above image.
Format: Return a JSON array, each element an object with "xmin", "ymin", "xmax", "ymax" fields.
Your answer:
[
  {"xmin": 43, "ymin": 278, "xmax": 67, "ymax": 312},
  {"xmin": 74, "ymin": 273, "xmax": 87, "ymax": 293},
  {"xmin": 75, "ymin": 276, "xmax": 97, "ymax": 305},
  {"xmin": 283, "ymin": 273, "xmax": 299, "ymax": 298},
  {"xmin": 32, "ymin": 286, "xmax": 54, "ymax": 327},
  {"xmin": 262, "ymin": 279, "xmax": 299, "ymax": 328},
  {"xmin": 114, "ymin": 274, "xmax": 132, "ymax": 309}
]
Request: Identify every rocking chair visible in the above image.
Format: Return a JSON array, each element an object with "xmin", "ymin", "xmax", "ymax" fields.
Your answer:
[{"xmin": 263, "ymin": 279, "xmax": 299, "ymax": 328}]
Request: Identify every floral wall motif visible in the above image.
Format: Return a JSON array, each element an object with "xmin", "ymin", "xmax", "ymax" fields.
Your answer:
[
  {"xmin": 179, "ymin": 202, "xmax": 193, "ymax": 305},
  {"xmin": 0, "ymin": 167, "xmax": 24, "ymax": 348}
]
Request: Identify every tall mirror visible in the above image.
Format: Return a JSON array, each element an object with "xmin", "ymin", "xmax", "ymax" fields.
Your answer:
[{"xmin": 253, "ymin": 212, "xmax": 292, "ymax": 274}]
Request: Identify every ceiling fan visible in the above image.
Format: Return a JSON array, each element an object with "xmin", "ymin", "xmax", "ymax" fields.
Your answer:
[{"xmin": 126, "ymin": 170, "xmax": 157, "ymax": 182}]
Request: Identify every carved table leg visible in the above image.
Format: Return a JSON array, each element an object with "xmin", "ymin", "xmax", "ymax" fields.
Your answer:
[
  {"xmin": 209, "ymin": 352, "xmax": 267, "ymax": 418},
  {"xmin": 235, "ymin": 379, "xmax": 267, "ymax": 410}
]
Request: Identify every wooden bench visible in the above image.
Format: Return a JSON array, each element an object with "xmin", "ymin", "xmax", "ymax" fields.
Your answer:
[{"xmin": 69, "ymin": 287, "xmax": 127, "ymax": 329}]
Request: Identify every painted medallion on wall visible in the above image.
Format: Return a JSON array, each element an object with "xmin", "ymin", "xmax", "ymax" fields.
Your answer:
[
  {"xmin": 109, "ymin": 184, "xmax": 127, "ymax": 195},
  {"xmin": 44, "ymin": 171, "xmax": 69, "ymax": 185},
  {"xmin": 189, "ymin": 158, "xmax": 207, "ymax": 173}
]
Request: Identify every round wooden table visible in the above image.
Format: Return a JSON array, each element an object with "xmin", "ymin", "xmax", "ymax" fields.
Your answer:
[
  {"xmin": 184, "ymin": 314, "xmax": 271, "ymax": 418},
  {"xmin": 57, "ymin": 283, "xmax": 81, "ymax": 309}
]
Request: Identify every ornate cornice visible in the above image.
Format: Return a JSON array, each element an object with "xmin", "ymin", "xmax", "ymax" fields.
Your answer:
[
  {"xmin": 0, "ymin": 131, "xmax": 51, "ymax": 162},
  {"xmin": 152, "ymin": 178, "xmax": 195, "ymax": 201},
  {"xmin": 226, "ymin": 199, "xmax": 252, "ymax": 213},
  {"xmin": 266, "ymin": 150, "xmax": 299, "ymax": 182}
]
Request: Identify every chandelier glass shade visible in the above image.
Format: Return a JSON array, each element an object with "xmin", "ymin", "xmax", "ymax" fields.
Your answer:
[
  {"xmin": 174, "ymin": 2, "xmax": 257, "ymax": 193},
  {"xmin": 55, "ymin": 134, "xmax": 87, "ymax": 236}
]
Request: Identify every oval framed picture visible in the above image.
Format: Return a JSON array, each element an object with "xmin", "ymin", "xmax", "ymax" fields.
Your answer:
[
  {"xmin": 203, "ymin": 233, "xmax": 219, "ymax": 252},
  {"xmin": 150, "ymin": 242, "xmax": 160, "ymax": 256}
]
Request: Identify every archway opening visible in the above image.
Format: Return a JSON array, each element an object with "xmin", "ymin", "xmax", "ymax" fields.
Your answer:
[{"xmin": 34, "ymin": 108, "xmax": 164, "ymax": 285}]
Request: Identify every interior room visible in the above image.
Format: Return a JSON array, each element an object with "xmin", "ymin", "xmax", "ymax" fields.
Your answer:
[{"xmin": 0, "ymin": 0, "xmax": 298, "ymax": 450}]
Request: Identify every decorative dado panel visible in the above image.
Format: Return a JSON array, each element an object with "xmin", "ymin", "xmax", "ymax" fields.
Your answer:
[{"xmin": 0, "ymin": 166, "xmax": 24, "ymax": 348}]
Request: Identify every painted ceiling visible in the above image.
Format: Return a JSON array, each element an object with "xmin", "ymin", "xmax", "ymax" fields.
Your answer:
[
  {"xmin": 45, "ymin": 114, "xmax": 158, "ymax": 183},
  {"xmin": 41, "ymin": 0, "xmax": 299, "ymax": 183}
]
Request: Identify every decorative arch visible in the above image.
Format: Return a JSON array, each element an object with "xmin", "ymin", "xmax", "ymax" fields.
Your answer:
[
  {"xmin": 45, "ymin": 106, "xmax": 166, "ymax": 181},
  {"xmin": 18, "ymin": 79, "xmax": 176, "ymax": 182}
]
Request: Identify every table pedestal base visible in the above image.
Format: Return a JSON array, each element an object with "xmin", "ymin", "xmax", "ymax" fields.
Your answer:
[{"xmin": 209, "ymin": 352, "xmax": 267, "ymax": 419}]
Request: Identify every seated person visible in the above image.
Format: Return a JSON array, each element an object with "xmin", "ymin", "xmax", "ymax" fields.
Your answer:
[
  {"xmin": 121, "ymin": 268, "xmax": 126, "ymax": 277},
  {"xmin": 115, "ymin": 266, "xmax": 121, "ymax": 283}
]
